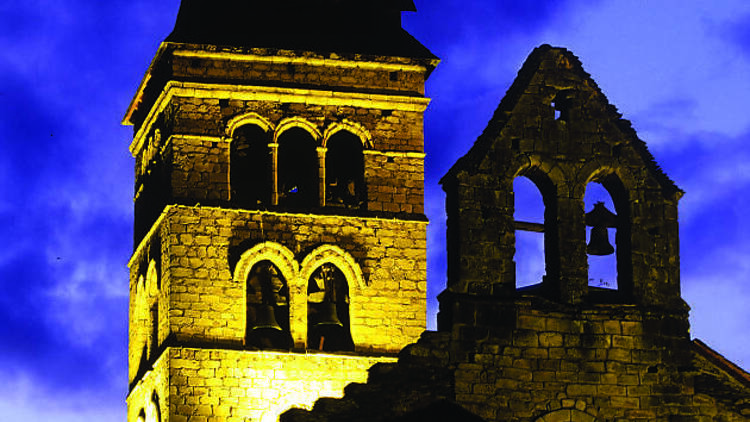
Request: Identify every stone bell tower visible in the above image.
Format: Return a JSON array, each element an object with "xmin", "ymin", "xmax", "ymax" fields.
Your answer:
[{"xmin": 123, "ymin": 1, "xmax": 438, "ymax": 421}]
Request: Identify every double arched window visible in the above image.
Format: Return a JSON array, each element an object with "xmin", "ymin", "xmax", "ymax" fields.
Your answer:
[
  {"xmin": 229, "ymin": 115, "xmax": 368, "ymax": 211},
  {"xmin": 512, "ymin": 165, "xmax": 632, "ymax": 301},
  {"xmin": 234, "ymin": 242, "xmax": 361, "ymax": 352}
]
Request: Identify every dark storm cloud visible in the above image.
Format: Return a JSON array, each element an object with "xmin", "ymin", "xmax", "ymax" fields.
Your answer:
[
  {"xmin": 0, "ymin": 0, "xmax": 159, "ymax": 410},
  {"xmin": 725, "ymin": 13, "xmax": 750, "ymax": 60}
]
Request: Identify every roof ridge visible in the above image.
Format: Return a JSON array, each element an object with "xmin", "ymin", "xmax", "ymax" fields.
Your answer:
[{"xmin": 693, "ymin": 338, "xmax": 750, "ymax": 389}]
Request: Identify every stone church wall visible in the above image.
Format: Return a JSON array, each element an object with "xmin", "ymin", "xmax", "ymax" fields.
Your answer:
[{"xmin": 133, "ymin": 205, "xmax": 427, "ymax": 354}]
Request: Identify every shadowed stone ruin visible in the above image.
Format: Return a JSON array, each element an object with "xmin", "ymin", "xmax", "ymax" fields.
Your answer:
[{"xmin": 123, "ymin": 2, "xmax": 749, "ymax": 421}]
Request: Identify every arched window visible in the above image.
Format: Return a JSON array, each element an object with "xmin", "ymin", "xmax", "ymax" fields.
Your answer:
[
  {"xmin": 584, "ymin": 175, "xmax": 632, "ymax": 299},
  {"xmin": 326, "ymin": 131, "xmax": 365, "ymax": 208},
  {"xmin": 149, "ymin": 301, "xmax": 158, "ymax": 360},
  {"xmin": 246, "ymin": 260, "xmax": 292, "ymax": 350},
  {"xmin": 277, "ymin": 128, "xmax": 319, "ymax": 208},
  {"xmin": 512, "ymin": 169, "xmax": 559, "ymax": 295},
  {"xmin": 231, "ymin": 124, "xmax": 270, "ymax": 207},
  {"xmin": 146, "ymin": 393, "xmax": 161, "ymax": 422},
  {"xmin": 514, "ymin": 176, "xmax": 545, "ymax": 289},
  {"xmin": 307, "ymin": 263, "xmax": 353, "ymax": 352}
]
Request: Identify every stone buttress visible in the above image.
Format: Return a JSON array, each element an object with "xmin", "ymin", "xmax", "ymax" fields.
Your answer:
[{"xmin": 123, "ymin": 2, "xmax": 438, "ymax": 421}]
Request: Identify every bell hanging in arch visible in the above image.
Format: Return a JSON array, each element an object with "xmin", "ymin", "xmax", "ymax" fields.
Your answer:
[
  {"xmin": 252, "ymin": 304, "xmax": 283, "ymax": 331},
  {"xmin": 314, "ymin": 301, "xmax": 343, "ymax": 327},
  {"xmin": 585, "ymin": 202, "xmax": 617, "ymax": 256},
  {"xmin": 587, "ymin": 225, "xmax": 614, "ymax": 256}
]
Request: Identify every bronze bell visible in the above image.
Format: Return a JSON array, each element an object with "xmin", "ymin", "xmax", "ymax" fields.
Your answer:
[
  {"xmin": 253, "ymin": 304, "xmax": 283, "ymax": 331},
  {"xmin": 314, "ymin": 301, "xmax": 343, "ymax": 327},
  {"xmin": 585, "ymin": 202, "xmax": 617, "ymax": 256},
  {"xmin": 587, "ymin": 225, "xmax": 614, "ymax": 255}
]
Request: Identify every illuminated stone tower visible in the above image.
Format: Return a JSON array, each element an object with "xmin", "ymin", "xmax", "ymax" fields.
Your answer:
[{"xmin": 123, "ymin": 1, "xmax": 438, "ymax": 421}]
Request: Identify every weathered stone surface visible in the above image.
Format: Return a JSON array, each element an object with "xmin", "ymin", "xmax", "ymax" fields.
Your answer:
[{"xmin": 280, "ymin": 46, "xmax": 749, "ymax": 422}]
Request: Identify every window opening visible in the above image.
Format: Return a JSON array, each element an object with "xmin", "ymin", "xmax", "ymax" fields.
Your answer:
[
  {"xmin": 277, "ymin": 128, "xmax": 319, "ymax": 208},
  {"xmin": 551, "ymin": 101, "xmax": 561, "ymax": 120},
  {"xmin": 246, "ymin": 260, "xmax": 292, "ymax": 349},
  {"xmin": 552, "ymin": 92, "xmax": 570, "ymax": 121},
  {"xmin": 149, "ymin": 302, "xmax": 158, "ymax": 360},
  {"xmin": 307, "ymin": 263, "xmax": 354, "ymax": 352},
  {"xmin": 326, "ymin": 131, "xmax": 365, "ymax": 208},
  {"xmin": 584, "ymin": 182, "xmax": 617, "ymax": 290},
  {"xmin": 514, "ymin": 176, "xmax": 546, "ymax": 289},
  {"xmin": 146, "ymin": 393, "xmax": 161, "ymax": 422},
  {"xmin": 231, "ymin": 125, "xmax": 270, "ymax": 207}
]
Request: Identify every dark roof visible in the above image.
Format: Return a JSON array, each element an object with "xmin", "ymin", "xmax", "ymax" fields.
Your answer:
[
  {"xmin": 693, "ymin": 339, "xmax": 750, "ymax": 389},
  {"xmin": 441, "ymin": 44, "xmax": 682, "ymax": 198},
  {"xmin": 165, "ymin": 0, "xmax": 436, "ymax": 59}
]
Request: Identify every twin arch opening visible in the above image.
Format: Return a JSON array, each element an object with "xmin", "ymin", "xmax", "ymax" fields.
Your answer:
[
  {"xmin": 230, "ymin": 116, "xmax": 369, "ymax": 210},
  {"xmin": 512, "ymin": 167, "xmax": 632, "ymax": 301},
  {"xmin": 234, "ymin": 243, "xmax": 363, "ymax": 352}
]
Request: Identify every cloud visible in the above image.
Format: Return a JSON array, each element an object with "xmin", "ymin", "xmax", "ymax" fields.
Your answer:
[{"xmin": 0, "ymin": 370, "xmax": 124, "ymax": 422}]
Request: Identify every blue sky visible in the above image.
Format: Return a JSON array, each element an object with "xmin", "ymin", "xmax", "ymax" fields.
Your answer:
[{"xmin": 1, "ymin": 1, "xmax": 749, "ymax": 420}]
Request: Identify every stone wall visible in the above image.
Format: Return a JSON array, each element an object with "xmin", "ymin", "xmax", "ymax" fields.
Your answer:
[
  {"xmin": 132, "ymin": 91, "xmax": 427, "ymax": 243},
  {"xmin": 127, "ymin": 352, "xmax": 169, "ymax": 422},
  {"xmin": 283, "ymin": 300, "xmax": 749, "ymax": 421},
  {"xmin": 168, "ymin": 50, "xmax": 428, "ymax": 97},
  {"xmin": 129, "ymin": 204, "xmax": 427, "ymax": 386},
  {"xmin": 127, "ymin": 347, "xmax": 394, "ymax": 422},
  {"xmin": 168, "ymin": 347, "xmax": 394, "ymax": 422}
]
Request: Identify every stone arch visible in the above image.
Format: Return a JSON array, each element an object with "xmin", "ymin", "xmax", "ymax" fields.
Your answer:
[
  {"xmin": 300, "ymin": 245, "xmax": 364, "ymax": 291},
  {"xmin": 274, "ymin": 117, "xmax": 322, "ymax": 144},
  {"xmin": 230, "ymin": 121, "xmax": 273, "ymax": 207},
  {"xmin": 535, "ymin": 409, "xmax": 596, "ymax": 422},
  {"xmin": 136, "ymin": 409, "xmax": 146, "ymax": 422},
  {"xmin": 573, "ymin": 160, "xmax": 636, "ymax": 201},
  {"xmin": 322, "ymin": 120, "xmax": 373, "ymax": 149},
  {"xmin": 301, "ymin": 245, "xmax": 362, "ymax": 351},
  {"xmin": 234, "ymin": 241, "xmax": 299, "ymax": 287},
  {"xmin": 579, "ymin": 166, "xmax": 633, "ymax": 299},
  {"xmin": 276, "ymin": 121, "xmax": 321, "ymax": 208},
  {"xmin": 225, "ymin": 112, "xmax": 275, "ymax": 138},
  {"xmin": 146, "ymin": 391, "xmax": 161, "ymax": 422},
  {"xmin": 510, "ymin": 161, "xmax": 560, "ymax": 294},
  {"xmin": 136, "ymin": 274, "xmax": 145, "ymax": 294},
  {"xmin": 146, "ymin": 259, "xmax": 159, "ymax": 297},
  {"xmin": 324, "ymin": 125, "xmax": 367, "ymax": 208}
]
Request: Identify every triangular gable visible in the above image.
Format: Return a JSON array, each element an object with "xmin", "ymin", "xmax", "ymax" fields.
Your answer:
[{"xmin": 441, "ymin": 44, "xmax": 681, "ymax": 198}]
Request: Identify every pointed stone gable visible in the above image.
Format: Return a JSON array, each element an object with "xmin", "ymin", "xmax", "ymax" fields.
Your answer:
[
  {"xmin": 443, "ymin": 45, "xmax": 679, "ymax": 196},
  {"xmin": 440, "ymin": 45, "xmax": 683, "ymax": 308}
]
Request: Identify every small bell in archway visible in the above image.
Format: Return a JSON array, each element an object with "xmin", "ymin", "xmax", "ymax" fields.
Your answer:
[
  {"xmin": 585, "ymin": 202, "xmax": 617, "ymax": 256},
  {"xmin": 252, "ymin": 304, "xmax": 283, "ymax": 331},
  {"xmin": 314, "ymin": 301, "xmax": 343, "ymax": 328}
]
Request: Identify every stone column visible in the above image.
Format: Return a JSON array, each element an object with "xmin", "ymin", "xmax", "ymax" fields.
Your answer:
[
  {"xmin": 317, "ymin": 146, "xmax": 327, "ymax": 207},
  {"xmin": 269, "ymin": 142, "xmax": 279, "ymax": 205}
]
